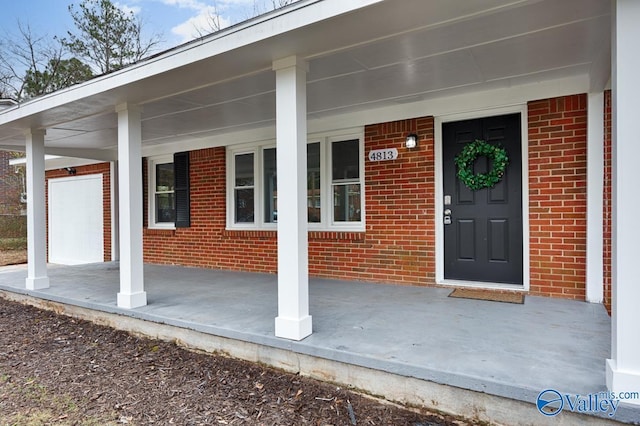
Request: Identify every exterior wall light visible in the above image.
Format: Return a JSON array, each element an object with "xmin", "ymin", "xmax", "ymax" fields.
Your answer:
[{"xmin": 405, "ymin": 133, "xmax": 418, "ymax": 149}]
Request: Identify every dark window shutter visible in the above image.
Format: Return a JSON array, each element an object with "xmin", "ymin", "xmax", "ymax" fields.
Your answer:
[{"xmin": 174, "ymin": 151, "xmax": 190, "ymax": 228}]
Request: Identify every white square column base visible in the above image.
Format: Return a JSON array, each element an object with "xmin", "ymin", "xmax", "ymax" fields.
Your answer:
[
  {"xmin": 26, "ymin": 276, "xmax": 50, "ymax": 290},
  {"xmin": 606, "ymin": 359, "xmax": 640, "ymax": 406},
  {"xmin": 275, "ymin": 315, "xmax": 312, "ymax": 341},
  {"xmin": 117, "ymin": 291, "xmax": 147, "ymax": 309}
]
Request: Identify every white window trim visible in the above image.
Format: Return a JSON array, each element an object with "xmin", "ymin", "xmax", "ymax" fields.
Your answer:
[
  {"xmin": 328, "ymin": 134, "xmax": 365, "ymax": 230},
  {"xmin": 227, "ymin": 147, "xmax": 262, "ymax": 229},
  {"xmin": 148, "ymin": 154, "xmax": 176, "ymax": 230},
  {"xmin": 226, "ymin": 130, "xmax": 365, "ymax": 232}
]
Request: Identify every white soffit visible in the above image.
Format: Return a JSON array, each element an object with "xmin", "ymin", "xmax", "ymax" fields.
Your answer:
[{"xmin": 0, "ymin": 0, "xmax": 611, "ymax": 154}]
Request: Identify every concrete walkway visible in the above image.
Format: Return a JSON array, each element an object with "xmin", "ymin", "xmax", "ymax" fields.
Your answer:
[{"xmin": 0, "ymin": 262, "xmax": 636, "ymax": 424}]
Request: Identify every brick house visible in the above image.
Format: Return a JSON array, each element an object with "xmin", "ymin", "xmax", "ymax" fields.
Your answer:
[
  {"xmin": 0, "ymin": 150, "xmax": 22, "ymax": 215},
  {"xmin": 0, "ymin": 99, "xmax": 22, "ymax": 216},
  {"xmin": 0, "ymin": 0, "xmax": 637, "ymax": 402}
]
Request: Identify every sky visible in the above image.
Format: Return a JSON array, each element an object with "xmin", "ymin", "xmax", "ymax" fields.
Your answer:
[{"xmin": 1, "ymin": 0, "xmax": 286, "ymax": 53}]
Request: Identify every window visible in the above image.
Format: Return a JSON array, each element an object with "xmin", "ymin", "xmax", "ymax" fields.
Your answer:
[
  {"xmin": 332, "ymin": 139, "xmax": 361, "ymax": 222},
  {"xmin": 149, "ymin": 155, "xmax": 175, "ymax": 228},
  {"xmin": 234, "ymin": 153, "xmax": 255, "ymax": 223},
  {"xmin": 307, "ymin": 142, "xmax": 321, "ymax": 223},
  {"xmin": 227, "ymin": 131, "xmax": 364, "ymax": 230},
  {"xmin": 147, "ymin": 153, "xmax": 190, "ymax": 229},
  {"xmin": 264, "ymin": 148, "xmax": 277, "ymax": 223}
]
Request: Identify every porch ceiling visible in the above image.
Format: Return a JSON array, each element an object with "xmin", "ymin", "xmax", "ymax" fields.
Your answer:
[{"xmin": 0, "ymin": 0, "xmax": 610, "ymax": 156}]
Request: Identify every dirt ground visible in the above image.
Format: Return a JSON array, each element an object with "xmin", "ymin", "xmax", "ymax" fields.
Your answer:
[
  {"xmin": 0, "ymin": 249, "xmax": 26, "ymax": 267},
  {"xmin": 0, "ymin": 254, "xmax": 476, "ymax": 426}
]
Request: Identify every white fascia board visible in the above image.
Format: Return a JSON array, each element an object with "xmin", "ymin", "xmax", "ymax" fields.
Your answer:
[
  {"xmin": 0, "ymin": 99, "xmax": 17, "ymax": 109},
  {"xmin": 10, "ymin": 155, "xmax": 104, "ymax": 171},
  {"xmin": 0, "ymin": 0, "xmax": 383, "ymax": 127},
  {"xmin": 9, "ymin": 156, "xmax": 56, "ymax": 166}
]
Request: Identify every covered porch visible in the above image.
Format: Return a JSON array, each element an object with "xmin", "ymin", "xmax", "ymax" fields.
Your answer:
[
  {"xmin": 0, "ymin": 262, "xmax": 634, "ymax": 424},
  {"xmin": 1, "ymin": 0, "xmax": 640, "ymax": 419}
]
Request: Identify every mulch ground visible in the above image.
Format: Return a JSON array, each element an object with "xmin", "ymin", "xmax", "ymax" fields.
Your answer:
[{"xmin": 0, "ymin": 291, "xmax": 475, "ymax": 425}]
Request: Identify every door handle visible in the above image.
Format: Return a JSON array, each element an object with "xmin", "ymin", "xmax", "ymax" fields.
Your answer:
[{"xmin": 444, "ymin": 209, "xmax": 452, "ymax": 216}]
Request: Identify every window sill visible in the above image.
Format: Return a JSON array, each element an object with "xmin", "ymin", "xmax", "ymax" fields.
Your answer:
[{"xmin": 148, "ymin": 224, "xmax": 176, "ymax": 230}]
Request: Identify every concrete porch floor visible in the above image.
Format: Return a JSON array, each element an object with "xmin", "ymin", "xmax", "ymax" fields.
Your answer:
[{"xmin": 0, "ymin": 262, "xmax": 636, "ymax": 424}]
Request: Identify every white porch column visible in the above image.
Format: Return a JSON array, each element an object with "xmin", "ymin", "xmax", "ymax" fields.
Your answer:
[
  {"xmin": 25, "ymin": 129, "xmax": 49, "ymax": 290},
  {"xmin": 116, "ymin": 103, "xmax": 146, "ymax": 309},
  {"xmin": 273, "ymin": 56, "xmax": 312, "ymax": 340},
  {"xmin": 606, "ymin": 0, "xmax": 640, "ymax": 403},
  {"xmin": 586, "ymin": 92, "xmax": 604, "ymax": 303}
]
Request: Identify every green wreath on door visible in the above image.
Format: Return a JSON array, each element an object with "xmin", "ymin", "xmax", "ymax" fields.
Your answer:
[{"xmin": 454, "ymin": 139, "xmax": 509, "ymax": 191}]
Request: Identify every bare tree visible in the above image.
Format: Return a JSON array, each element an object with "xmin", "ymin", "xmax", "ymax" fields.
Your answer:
[
  {"xmin": 0, "ymin": 22, "xmax": 66, "ymax": 101},
  {"xmin": 271, "ymin": 0, "xmax": 297, "ymax": 8},
  {"xmin": 193, "ymin": 0, "xmax": 301, "ymax": 38},
  {"xmin": 0, "ymin": 22, "xmax": 94, "ymax": 101},
  {"xmin": 193, "ymin": 2, "xmax": 223, "ymax": 38}
]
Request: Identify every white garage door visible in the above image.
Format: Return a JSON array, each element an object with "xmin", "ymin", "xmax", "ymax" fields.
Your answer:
[{"xmin": 49, "ymin": 174, "xmax": 104, "ymax": 265}]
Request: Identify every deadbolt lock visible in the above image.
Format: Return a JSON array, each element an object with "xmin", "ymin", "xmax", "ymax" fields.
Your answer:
[{"xmin": 443, "ymin": 208, "xmax": 452, "ymax": 225}]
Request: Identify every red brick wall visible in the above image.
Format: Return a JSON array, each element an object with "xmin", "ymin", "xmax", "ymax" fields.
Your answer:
[
  {"xmin": 142, "ymin": 98, "xmax": 594, "ymax": 300},
  {"xmin": 143, "ymin": 118, "xmax": 436, "ymax": 285},
  {"xmin": 528, "ymin": 95, "xmax": 588, "ymax": 300},
  {"xmin": 59, "ymin": 93, "xmax": 603, "ymax": 303},
  {"xmin": 312, "ymin": 117, "xmax": 435, "ymax": 284},
  {"xmin": 45, "ymin": 163, "xmax": 112, "ymax": 261},
  {"xmin": 143, "ymin": 148, "xmax": 279, "ymax": 271},
  {"xmin": 603, "ymin": 90, "xmax": 612, "ymax": 312}
]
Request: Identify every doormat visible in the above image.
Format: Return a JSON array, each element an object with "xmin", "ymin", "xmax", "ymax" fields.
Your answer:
[{"xmin": 448, "ymin": 288, "xmax": 524, "ymax": 304}]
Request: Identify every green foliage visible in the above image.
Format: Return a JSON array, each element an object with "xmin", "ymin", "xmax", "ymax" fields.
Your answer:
[
  {"xmin": 0, "ymin": 238, "xmax": 27, "ymax": 250},
  {"xmin": 64, "ymin": 0, "xmax": 161, "ymax": 74},
  {"xmin": 2, "ymin": 1, "xmax": 160, "ymax": 101},
  {"xmin": 455, "ymin": 139, "xmax": 509, "ymax": 191},
  {"xmin": 23, "ymin": 58, "xmax": 93, "ymax": 98}
]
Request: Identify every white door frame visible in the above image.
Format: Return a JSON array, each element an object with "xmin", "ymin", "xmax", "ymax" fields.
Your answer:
[{"xmin": 434, "ymin": 105, "xmax": 530, "ymax": 291}]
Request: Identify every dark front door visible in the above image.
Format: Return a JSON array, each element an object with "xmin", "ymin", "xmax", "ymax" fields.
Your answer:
[{"xmin": 442, "ymin": 114, "xmax": 523, "ymax": 285}]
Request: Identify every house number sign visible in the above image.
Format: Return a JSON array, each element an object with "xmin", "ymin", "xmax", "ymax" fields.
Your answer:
[{"xmin": 368, "ymin": 148, "xmax": 398, "ymax": 162}]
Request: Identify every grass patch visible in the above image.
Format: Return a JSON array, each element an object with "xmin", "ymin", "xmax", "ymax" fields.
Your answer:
[
  {"xmin": 0, "ymin": 216, "xmax": 26, "ymax": 239},
  {"xmin": 0, "ymin": 237, "xmax": 27, "ymax": 250},
  {"xmin": 0, "ymin": 376, "xmax": 120, "ymax": 426}
]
